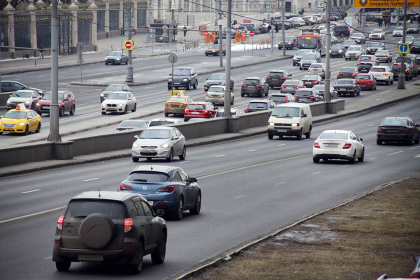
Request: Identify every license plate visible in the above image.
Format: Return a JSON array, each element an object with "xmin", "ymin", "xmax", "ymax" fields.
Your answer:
[
  {"xmin": 191, "ymin": 112, "xmax": 199, "ymax": 114},
  {"xmin": 272, "ymin": 79, "xmax": 278, "ymax": 81},
  {"xmin": 277, "ymin": 129, "xmax": 287, "ymax": 132},
  {"xmin": 324, "ymin": 144, "xmax": 338, "ymax": 148},
  {"xmin": 387, "ymin": 130, "xmax": 399, "ymax": 133},
  {"xmin": 43, "ymin": 106, "xmax": 50, "ymax": 109},
  {"xmin": 143, "ymin": 149, "xmax": 155, "ymax": 153},
  {"xmin": 174, "ymin": 83, "xmax": 180, "ymax": 85},
  {"xmin": 4, "ymin": 128, "xmax": 13, "ymax": 131},
  {"xmin": 78, "ymin": 254, "xmax": 103, "ymax": 261}
]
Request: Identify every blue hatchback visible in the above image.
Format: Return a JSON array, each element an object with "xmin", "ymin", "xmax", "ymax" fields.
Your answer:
[{"xmin": 119, "ymin": 165, "xmax": 201, "ymax": 220}]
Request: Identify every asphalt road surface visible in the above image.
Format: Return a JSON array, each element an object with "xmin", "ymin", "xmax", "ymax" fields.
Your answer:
[{"xmin": 1, "ymin": 99, "xmax": 419, "ymax": 279}]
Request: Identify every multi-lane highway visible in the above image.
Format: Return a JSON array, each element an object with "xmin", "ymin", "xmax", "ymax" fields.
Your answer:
[{"xmin": 1, "ymin": 98, "xmax": 419, "ymax": 279}]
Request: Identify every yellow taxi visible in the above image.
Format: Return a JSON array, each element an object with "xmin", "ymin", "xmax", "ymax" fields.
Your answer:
[
  {"xmin": 164, "ymin": 95, "xmax": 194, "ymax": 117},
  {"xmin": 0, "ymin": 104, "xmax": 42, "ymax": 135}
]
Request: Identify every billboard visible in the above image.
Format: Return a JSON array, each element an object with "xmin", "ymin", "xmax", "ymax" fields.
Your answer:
[{"xmin": 354, "ymin": 0, "xmax": 420, "ymax": 7}]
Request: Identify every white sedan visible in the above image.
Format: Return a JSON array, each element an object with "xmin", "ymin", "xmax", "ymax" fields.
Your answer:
[
  {"xmin": 313, "ymin": 130, "xmax": 365, "ymax": 164},
  {"xmin": 101, "ymin": 91, "xmax": 137, "ymax": 115},
  {"xmin": 205, "ymin": 85, "xmax": 234, "ymax": 105},
  {"xmin": 369, "ymin": 29, "xmax": 386, "ymax": 40},
  {"xmin": 345, "ymin": 46, "xmax": 365, "ymax": 60}
]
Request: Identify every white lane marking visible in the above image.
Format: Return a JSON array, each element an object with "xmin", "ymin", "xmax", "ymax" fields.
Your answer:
[
  {"xmin": 414, "ymin": 155, "xmax": 420, "ymax": 158},
  {"xmin": 368, "ymin": 124, "xmax": 374, "ymax": 127},
  {"xmin": 248, "ymin": 149, "xmax": 257, "ymax": 152},
  {"xmin": 277, "ymin": 144, "xmax": 286, "ymax": 147},
  {"xmin": 276, "ymin": 181, "xmax": 286, "ymax": 185},
  {"xmin": 21, "ymin": 189, "xmax": 40, "ymax": 194},
  {"xmin": 0, "ymin": 206, "xmax": 67, "ymax": 224},
  {"xmin": 409, "ymin": 146, "xmax": 420, "ymax": 150},
  {"xmin": 180, "ymin": 161, "xmax": 190, "ymax": 163},
  {"xmin": 216, "ymin": 155, "xmax": 226, "ymax": 157},
  {"xmin": 45, "ymin": 256, "xmax": 52, "ymax": 260},
  {"xmin": 311, "ymin": 172, "xmax": 321, "ymax": 175},
  {"xmin": 387, "ymin": 151, "xmax": 403, "ymax": 156},
  {"xmin": 83, "ymin": 178, "xmax": 99, "ymax": 182},
  {"xmin": 369, "ymin": 158, "xmax": 376, "ymax": 160},
  {"xmin": 234, "ymin": 195, "xmax": 245, "ymax": 199}
]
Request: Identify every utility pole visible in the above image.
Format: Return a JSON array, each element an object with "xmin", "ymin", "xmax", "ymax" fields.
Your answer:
[
  {"xmin": 146, "ymin": 0, "xmax": 152, "ymax": 42},
  {"xmin": 224, "ymin": 0, "xmax": 232, "ymax": 118},
  {"xmin": 218, "ymin": 0, "xmax": 223, "ymax": 67},
  {"xmin": 125, "ymin": 0, "xmax": 133, "ymax": 82},
  {"xmin": 47, "ymin": 0, "xmax": 61, "ymax": 142},
  {"xmin": 397, "ymin": 0, "xmax": 408, "ymax": 89},
  {"xmin": 281, "ymin": 0, "xmax": 285, "ymax": 55},
  {"xmin": 324, "ymin": 0, "xmax": 331, "ymax": 102},
  {"xmin": 315, "ymin": 0, "xmax": 318, "ymax": 14}
]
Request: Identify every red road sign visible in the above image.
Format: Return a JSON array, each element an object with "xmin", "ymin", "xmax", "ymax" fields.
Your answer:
[
  {"xmin": 249, "ymin": 31, "xmax": 255, "ymax": 37},
  {"xmin": 124, "ymin": 40, "xmax": 133, "ymax": 50}
]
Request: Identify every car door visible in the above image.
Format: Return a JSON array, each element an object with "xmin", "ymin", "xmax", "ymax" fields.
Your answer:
[
  {"xmin": 171, "ymin": 128, "xmax": 182, "ymax": 155},
  {"xmin": 140, "ymin": 200, "xmax": 160, "ymax": 249},
  {"xmin": 130, "ymin": 199, "xmax": 154, "ymax": 251},
  {"xmin": 178, "ymin": 170, "xmax": 197, "ymax": 208}
]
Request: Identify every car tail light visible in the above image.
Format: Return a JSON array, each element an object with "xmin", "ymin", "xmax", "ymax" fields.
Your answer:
[
  {"xmin": 57, "ymin": 216, "xmax": 65, "ymax": 231},
  {"xmin": 266, "ymin": 76, "xmax": 270, "ymax": 79},
  {"xmin": 322, "ymin": 68, "xmax": 325, "ymax": 72},
  {"xmin": 390, "ymin": 69, "xmax": 393, "ymax": 71},
  {"xmin": 342, "ymin": 143, "xmax": 352, "ymax": 149},
  {"xmin": 124, "ymin": 218, "xmax": 133, "ymax": 233},
  {"xmin": 312, "ymin": 81, "xmax": 318, "ymax": 84},
  {"xmin": 309, "ymin": 95, "xmax": 316, "ymax": 98},
  {"xmin": 294, "ymin": 95, "xmax": 298, "ymax": 98},
  {"xmin": 351, "ymin": 73, "xmax": 356, "ymax": 76},
  {"xmin": 405, "ymin": 69, "xmax": 408, "ymax": 72},
  {"xmin": 281, "ymin": 85, "xmax": 286, "ymax": 88},
  {"xmin": 157, "ymin": 185, "xmax": 175, "ymax": 193},
  {"xmin": 244, "ymin": 109, "xmax": 248, "ymax": 113},
  {"xmin": 409, "ymin": 273, "xmax": 420, "ymax": 278},
  {"xmin": 257, "ymin": 85, "xmax": 262, "ymax": 88},
  {"xmin": 369, "ymin": 60, "xmax": 373, "ymax": 62},
  {"xmin": 357, "ymin": 67, "xmax": 359, "ymax": 69},
  {"xmin": 293, "ymin": 86, "xmax": 300, "ymax": 89},
  {"xmin": 403, "ymin": 127, "xmax": 410, "ymax": 133},
  {"xmin": 165, "ymin": 103, "xmax": 168, "ymax": 107},
  {"xmin": 222, "ymin": 94, "xmax": 225, "ymax": 97},
  {"xmin": 384, "ymin": 55, "xmax": 387, "ymax": 57},
  {"xmin": 308, "ymin": 69, "xmax": 310, "ymax": 72},
  {"xmin": 314, "ymin": 142, "xmax": 321, "ymax": 148},
  {"xmin": 185, "ymin": 109, "xmax": 190, "ymax": 113},
  {"xmin": 182, "ymin": 104, "xmax": 187, "ymax": 107},
  {"xmin": 281, "ymin": 77, "xmax": 286, "ymax": 79},
  {"xmin": 382, "ymin": 73, "xmax": 388, "ymax": 75},
  {"xmin": 242, "ymin": 84, "xmax": 246, "ymax": 87},
  {"xmin": 337, "ymin": 72, "xmax": 341, "ymax": 75},
  {"xmin": 206, "ymin": 92, "xmax": 209, "ymax": 96},
  {"xmin": 349, "ymin": 88, "xmax": 354, "ymax": 90},
  {"xmin": 120, "ymin": 183, "xmax": 133, "ymax": 191},
  {"xmin": 377, "ymin": 126, "xmax": 383, "ymax": 133}
]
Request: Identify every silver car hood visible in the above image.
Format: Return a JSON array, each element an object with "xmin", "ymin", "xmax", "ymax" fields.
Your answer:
[
  {"xmin": 135, "ymin": 138, "xmax": 169, "ymax": 146},
  {"xmin": 102, "ymin": 99, "xmax": 127, "ymax": 105},
  {"xmin": 8, "ymin": 97, "xmax": 32, "ymax": 102}
]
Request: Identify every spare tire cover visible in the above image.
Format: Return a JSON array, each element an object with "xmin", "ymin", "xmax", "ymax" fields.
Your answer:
[{"xmin": 79, "ymin": 213, "xmax": 115, "ymax": 249}]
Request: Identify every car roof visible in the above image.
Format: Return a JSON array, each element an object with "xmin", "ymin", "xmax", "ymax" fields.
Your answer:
[
  {"xmin": 269, "ymin": 69, "xmax": 287, "ymax": 72},
  {"xmin": 8, "ymin": 108, "xmax": 32, "ymax": 113},
  {"xmin": 383, "ymin": 117, "xmax": 410, "ymax": 120},
  {"xmin": 270, "ymin": 93, "xmax": 290, "ymax": 96},
  {"xmin": 132, "ymin": 165, "xmax": 177, "ymax": 173},
  {"xmin": 245, "ymin": 77, "xmax": 261, "ymax": 80},
  {"xmin": 321, "ymin": 130, "xmax": 350, "ymax": 134},
  {"xmin": 149, "ymin": 118, "xmax": 182, "ymax": 122},
  {"xmin": 189, "ymin": 101, "xmax": 212, "ymax": 105},
  {"xmin": 275, "ymin": 103, "xmax": 309, "ymax": 108},
  {"xmin": 208, "ymin": 85, "xmax": 225, "ymax": 89},
  {"xmin": 72, "ymin": 191, "xmax": 139, "ymax": 201},
  {"xmin": 175, "ymin": 67, "xmax": 194, "ymax": 70},
  {"xmin": 145, "ymin": 126, "xmax": 174, "ymax": 130},
  {"xmin": 110, "ymin": 91, "xmax": 128, "ymax": 94},
  {"xmin": 249, "ymin": 99, "xmax": 270, "ymax": 103},
  {"xmin": 107, "ymin": 83, "xmax": 128, "ymax": 86}
]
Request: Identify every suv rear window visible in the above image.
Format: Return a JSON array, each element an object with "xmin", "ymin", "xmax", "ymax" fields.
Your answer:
[
  {"xmin": 149, "ymin": 120, "xmax": 176, "ymax": 126},
  {"xmin": 295, "ymin": 90, "xmax": 312, "ymax": 97},
  {"xmin": 396, "ymin": 57, "xmax": 411, "ymax": 64},
  {"xmin": 268, "ymin": 72, "xmax": 284, "ymax": 77},
  {"xmin": 127, "ymin": 171, "xmax": 169, "ymax": 182},
  {"xmin": 66, "ymin": 200, "xmax": 126, "ymax": 219},
  {"xmin": 248, "ymin": 102, "xmax": 268, "ymax": 109},
  {"xmin": 244, "ymin": 79, "xmax": 260, "ymax": 85},
  {"xmin": 270, "ymin": 95, "xmax": 287, "ymax": 102}
]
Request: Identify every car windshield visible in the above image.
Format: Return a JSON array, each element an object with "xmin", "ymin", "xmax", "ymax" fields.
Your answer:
[
  {"xmin": 336, "ymin": 80, "xmax": 353, "ymax": 84},
  {"xmin": 391, "ymin": 64, "xmax": 402, "ymax": 69},
  {"xmin": 209, "ymin": 74, "xmax": 225, "ymax": 80},
  {"xmin": 66, "ymin": 200, "xmax": 125, "ymax": 219},
  {"xmin": 168, "ymin": 97, "xmax": 187, "ymax": 102},
  {"xmin": 295, "ymin": 90, "xmax": 312, "ymax": 96},
  {"xmin": 244, "ymin": 79, "xmax": 260, "ymax": 85},
  {"xmin": 107, "ymin": 92, "xmax": 127, "ymax": 100},
  {"xmin": 188, "ymin": 104, "xmax": 206, "ymax": 110},
  {"xmin": 42, "ymin": 93, "xmax": 64, "ymax": 100},
  {"xmin": 105, "ymin": 85, "xmax": 125, "ymax": 91},
  {"xmin": 148, "ymin": 120, "xmax": 176, "ymax": 126},
  {"xmin": 343, "ymin": 41, "xmax": 356, "ymax": 46},
  {"xmin": 372, "ymin": 30, "xmax": 382, "ymax": 33},
  {"xmin": 301, "ymin": 54, "xmax": 317, "ymax": 60},
  {"xmin": 173, "ymin": 69, "xmax": 191, "ymax": 76},
  {"xmin": 358, "ymin": 62, "xmax": 373, "ymax": 66},
  {"xmin": 359, "ymin": 56, "xmax": 372, "ymax": 60},
  {"xmin": 268, "ymin": 72, "xmax": 285, "ymax": 77},
  {"xmin": 248, "ymin": 102, "xmax": 268, "ymax": 109},
  {"xmin": 340, "ymin": 67, "xmax": 355, "ymax": 72},
  {"xmin": 331, "ymin": 45, "xmax": 342, "ymax": 50},
  {"xmin": 118, "ymin": 120, "xmax": 147, "ymax": 128},
  {"xmin": 381, "ymin": 119, "xmax": 409, "ymax": 126},
  {"xmin": 408, "ymin": 24, "xmax": 418, "ymax": 28},
  {"xmin": 352, "ymin": 33, "xmax": 363, "ymax": 38},
  {"xmin": 285, "ymin": 36, "xmax": 295, "ymax": 41},
  {"xmin": 270, "ymin": 95, "xmax": 287, "ymax": 102},
  {"xmin": 319, "ymin": 132, "xmax": 348, "ymax": 140},
  {"xmin": 208, "ymin": 87, "xmax": 224, "ymax": 93},
  {"xmin": 12, "ymin": 91, "xmax": 32, "ymax": 98},
  {"xmin": 4, "ymin": 111, "xmax": 27, "ymax": 119},
  {"xmin": 271, "ymin": 107, "xmax": 301, "ymax": 117},
  {"xmin": 310, "ymin": 64, "xmax": 322, "ymax": 68},
  {"xmin": 394, "ymin": 27, "xmax": 403, "ymax": 31},
  {"xmin": 369, "ymin": 43, "xmax": 381, "ymax": 47},
  {"xmin": 347, "ymin": 46, "xmax": 361, "ymax": 51},
  {"xmin": 396, "ymin": 57, "xmax": 411, "ymax": 64},
  {"xmin": 406, "ymin": 36, "xmax": 414, "ymax": 41},
  {"xmin": 295, "ymin": 50, "xmax": 310, "ymax": 56},
  {"xmin": 127, "ymin": 171, "xmax": 169, "ymax": 182},
  {"xmin": 376, "ymin": 50, "xmax": 387, "ymax": 55},
  {"xmin": 284, "ymin": 80, "xmax": 300, "ymax": 85},
  {"xmin": 139, "ymin": 129, "xmax": 171, "ymax": 139},
  {"xmin": 356, "ymin": 75, "xmax": 371, "ymax": 80},
  {"xmin": 108, "ymin": 51, "xmax": 122, "ymax": 56},
  {"xmin": 370, "ymin": 68, "xmax": 386, "ymax": 72}
]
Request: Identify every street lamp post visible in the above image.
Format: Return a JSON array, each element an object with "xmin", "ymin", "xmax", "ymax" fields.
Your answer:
[
  {"xmin": 224, "ymin": 0, "xmax": 232, "ymax": 118},
  {"xmin": 126, "ymin": 0, "xmax": 133, "ymax": 83},
  {"xmin": 397, "ymin": 0, "xmax": 408, "ymax": 89},
  {"xmin": 324, "ymin": 0, "xmax": 331, "ymax": 102}
]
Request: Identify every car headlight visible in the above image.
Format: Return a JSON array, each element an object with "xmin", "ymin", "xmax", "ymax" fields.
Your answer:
[
  {"xmin": 105, "ymin": 57, "xmax": 107, "ymax": 60},
  {"xmin": 36, "ymin": 102, "xmax": 40, "ymax": 107},
  {"xmin": 160, "ymin": 143, "xmax": 170, "ymax": 148},
  {"xmin": 183, "ymin": 79, "xmax": 188, "ymax": 82},
  {"xmin": 25, "ymin": 100, "xmax": 30, "ymax": 104},
  {"xmin": 119, "ymin": 104, "xmax": 124, "ymax": 108},
  {"xmin": 116, "ymin": 58, "xmax": 120, "ymax": 61},
  {"xmin": 133, "ymin": 143, "xmax": 139, "ymax": 148},
  {"xmin": 291, "ymin": 123, "xmax": 299, "ymax": 127},
  {"xmin": 17, "ymin": 122, "xmax": 26, "ymax": 126},
  {"xmin": 339, "ymin": 50, "xmax": 342, "ymax": 52},
  {"xmin": 7, "ymin": 100, "xmax": 11, "ymax": 104},
  {"xmin": 269, "ymin": 122, "xmax": 274, "ymax": 126},
  {"xmin": 101, "ymin": 93, "xmax": 104, "ymax": 97}
]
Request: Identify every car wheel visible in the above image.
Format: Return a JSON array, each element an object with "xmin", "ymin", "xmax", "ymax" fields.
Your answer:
[
  {"xmin": 358, "ymin": 148, "xmax": 365, "ymax": 162},
  {"xmin": 105, "ymin": 62, "xmax": 108, "ymax": 65},
  {"xmin": 414, "ymin": 133, "xmax": 420, "ymax": 144},
  {"xmin": 35, "ymin": 123, "xmax": 41, "ymax": 133},
  {"xmin": 164, "ymin": 113, "xmax": 169, "ymax": 117},
  {"xmin": 231, "ymin": 97, "xmax": 234, "ymax": 105},
  {"xmin": 130, "ymin": 242, "xmax": 144, "ymax": 274},
  {"xmin": 241, "ymin": 92, "xmax": 244, "ymax": 97},
  {"xmin": 190, "ymin": 192, "xmax": 201, "ymax": 215},
  {"xmin": 186, "ymin": 82, "xmax": 190, "ymax": 90},
  {"xmin": 132, "ymin": 103, "xmax": 136, "ymax": 112},
  {"xmin": 299, "ymin": 67, "xmax": 302, "ymax": 70},
  {"xmin": 179, "ymin": 146, "xmax": 186, "ymax": 160},
  {"xmin": 171, "ymin": 198, "xmax": 184, "ymax": 220},
  {"xmin": 70, "ymin": 105, "xmax": 75, "ymax": 115},
  {"xmin": 124, "ymin": 106, "xmax": 127, "ymax": 114},
  {"xmin": 386, "ymin": 79, "xmax": 390, "ymax": 85},
  {"xmin": 390, "ymin": 79, "xmax": 394, "ymax": 84},
  {"xmin": 297, "ymin": 129, "xmax": 302, "ymax": 140},
  {"xmin": 166, "ymin": 148, "xmax": 174, "ymax": 162},
  {"xmin": 313, "ymin": 157, "xmax": 320, "ymax": 163},
  {"xmin": 168, "ymin": 86, "xmax": 172, "ymax": 90},
  {"xmin": 408, "ymin": 135, "xmax": 414, "ymax": 146},
  {"xmin": 193, "ymin": 80, "xmax": 198, "ymax": 89},
  {"xmin": 55, "ymin": 261, "xmax": 71, "ymax": 272},
  {"xmin": 376, "ymin": 139, "xmax": 382, "ymax": 145},
  {"xmin": 59, "ymin": 107, "xmax": 64, "ymax": 117},
  {"xmin": 132, "ymin": 157, "xmax": 139, "ymax": 162},
  {"xmin": 349, "ymin": 150, "xmax": 357, "ymax": 164},
  {"xmin": 101, "ymin": 112, "xmax": 106, "ymax": 115},
  {"xmin": 205, "ymin": 53, "xmax": 208, "ymax": 56},
  {"xmin": 24, "ymin": 125, "xmax": 29, "ymax": 136},
  {"xmin": 268, "ymin": 132, "xmax": 273, "ymax": 140},
  {"xmin": 305, "ymin": 128, "xmax": 311, "ymax": 139},
  {"xmin": 151, "ymin": 233, "xmax": 166, "ymax": 264}
]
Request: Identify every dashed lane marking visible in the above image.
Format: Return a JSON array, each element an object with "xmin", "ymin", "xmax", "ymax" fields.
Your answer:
[
  {"xmin": 21, "ymin": 189, "xmax": 40, "ymax": 194},
  {"xmin": 234, "ymin": 195, "xmax": 245, "ymax": 199},
  {"xmin": 311, "ymin": 172, "xmax": 321, "ymax": 175},
  {"xmin": 83, "ymin": 178, "xmax": 99, "ymax": 182},
  {"xmin": 387, "ymin": 151, "xmax": 403, "ymax": 156}
]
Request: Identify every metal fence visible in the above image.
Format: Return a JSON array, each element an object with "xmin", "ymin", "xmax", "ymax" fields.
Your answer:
[
  {"xmin": 78, "ymin": 13, "xmax": 92, "ymax": 46},
  {"xmin": 0, "ymin": 18, "xmax": 9, "ymax": 51},
  {"xmin": 109, "ymin": 10, "xmax": 119, "ymax": 31},
  {"xmin": 36, "ymin": 15, "xmax": 51, "ymax": 49},
  {"xmin": 14, "ymin": 15, "xmax": 31, "ymax": 48},
  {"xmin": 97, "ymin": 10, "xmax": 105, "ymax": 33},
  {"xmin": 59, "ymin": 15, "xmax": 72, "ymax": 55},
  {"xmin": 137, "ymin": 8, "xmax": 146, "ymax": 27}
]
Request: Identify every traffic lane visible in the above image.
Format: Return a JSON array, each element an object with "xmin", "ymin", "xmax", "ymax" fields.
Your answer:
[
  {"xmin": 1, "ymin": 98, "xmax": 419, "ymax": 222},
  {"xmin": 1, "ymin": 140, "xmax": 419, "ymax": 280}
]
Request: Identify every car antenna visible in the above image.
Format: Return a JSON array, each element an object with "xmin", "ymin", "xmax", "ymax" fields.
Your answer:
[
  {"xmin": 151, "ymin": 167, "xmax": 153, "ymax": 171},
  {"xmin": 98, "ymin": 189, "xmax": 101, "ymax": 198}
]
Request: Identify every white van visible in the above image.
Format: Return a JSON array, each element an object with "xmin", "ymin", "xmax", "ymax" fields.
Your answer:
[{"xmin": 267, "ymin": 103, "xmax": 313, "ymax": 140}]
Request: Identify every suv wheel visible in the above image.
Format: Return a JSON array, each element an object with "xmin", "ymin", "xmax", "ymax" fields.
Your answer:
[
  {"xmin": 193, "ymin": 80, "xmax": 198, "ymax": 89},
  {"xmin": 190, "ymin": 192, "xmax": 201, "ymax": 215},
  {"xmin": 171, "ymin": 198, "xmax": 184, "ymax": 220},
  {"xmin": 131, "ymin": 242, "xmax": 144, "ymax": 274},
  {"xmin": 151, "ymin": 233, "xmax": 166, "ymax": 264},
  {"xmin": 56, "ymin": 261, "xmax": 71, "ymax": 272}
]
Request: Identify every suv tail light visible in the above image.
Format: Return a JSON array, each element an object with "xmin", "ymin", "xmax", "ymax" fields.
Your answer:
[
  {"xmin": 257, "ymin": 85, "xmax": 262, "ymax": 88},
  {"xmin": 165, "ymin": 103, "xmax": 168, "ymax": 107},
  {"xmin": 206, "ymin": 92, "xmax": 209, "ymax": 96},
  {"xmin": 157, "ymin": 185, "xmax": 175, "ymax": 193},
  {"xmin": 57, "ymin": 216, "xmax": 65, "ymax": 231},
  {"xmin": 342, "ymin": 143, "xmax": 352, "ymax": 149},
  {"xmin": 242, "ymin": 84, "xmax": 246, "ymax": 87},
  {"xmin": 244, "ymin": 109, "xmax": 248, "ymax": 113},
  {"xmin": 377, "ymin": 126, "xmax": 383, "ymax": 133},
  {"xmin": 266, "ymin": 76, "xmax": 270, "ymax": 79},
  {"xmin": 124, "ymin": 218, "xmax": 133, "ymax": 233},
  {"xmin": 120, "ymin": 184, "xmax": 133, "ymax": 191}
]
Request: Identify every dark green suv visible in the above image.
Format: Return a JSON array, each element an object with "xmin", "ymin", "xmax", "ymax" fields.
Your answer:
[{"xmin": 333, "ymin": 25, "xmax": 350, "ymax": 38}]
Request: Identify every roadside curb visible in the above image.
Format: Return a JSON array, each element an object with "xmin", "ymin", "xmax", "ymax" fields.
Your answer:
[{"xmin": 169, "ymin": 178, "xmax": 408, "ymax": 280}]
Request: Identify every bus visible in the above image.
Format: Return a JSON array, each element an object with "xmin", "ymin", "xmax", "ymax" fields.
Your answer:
[{"xmin": 296, "ymin": 29, "xmax": 326, "ymax": 56}]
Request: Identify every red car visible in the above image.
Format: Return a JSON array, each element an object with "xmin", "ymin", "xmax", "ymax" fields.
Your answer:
[
  {"xmin": 355, "ymin": 74, "xmax": 377, "ymax": 91},
  {"xmin": 184, "ymin": 102, "xmax": 217, "ymax": 121},
  {"xmin": 35, "ymin": 90, "xmax": 76, "ymax": 117}
]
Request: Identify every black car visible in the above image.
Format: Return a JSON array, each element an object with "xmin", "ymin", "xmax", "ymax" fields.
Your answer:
[
  {"xmin": 245, "ymin": 99, "xmax": 276, "ymax": 113},
  {"xmin": 333, "ymin": 25, "xmax": 350, "ymax": 38},
  {"xmin": 390, "ymin": 63, "xmax": 413, "ymax": 81},
  {"xmin": 396, "ymin": 55, "xmax": 418, "ymax": 77},
  {"xmin": 410, "ymin": 41, "xmax": 420, "ymax": 54},
  {"xmin": 407, "ymin": 24, "xmax": 420, "ymax": 34},
  {"xmin": 337, "ymin": 67, "xmax": 358, "ymax": 79},
  {"xmin": 0, "ymin": 80, "xmax": 43, "ymax": 95},
  {"xmin": 342, "ymin": 40, "xmax": 357, "ymax": 51},
  {"xmin": 357, "ymin": 62, "xmax": 378, "ymax": 73},
  {"xmin": 241, "ymin": 77, "xmax": 269, "ymax": 97},
  {"xmin": 278, "ymin": 36, "xmax": 296, "ymax": 50},
  {"xmin": 377, "ymin": 117, "xmax": 420, "ymax": 145},
  {"xmin": 115, "ymin": 120, "xmax": 149, "ymax": 132},
  {"xmin": 168, "ymin": 67, "xmax": 198, "ymax": 90},
  {"xmin": 334, "ymin": 79, "xmax": 361, "ymax": 97},
  {"xmin": 366, "ymin": 42, "xmax": 385, "ymax": 55},
  {"xmin": 330, "ymin": 44, "xmax": 345, "ymax": 58},
  {"xmin": 53, "ymin": 191, "xmax": 167, "ymax": 274},
  {"xmin": 266, "ymin": 70, "xmax": 292, "ymax": 88},
  {"xmin": 300, "ymin": 74, "xmax": 323, "ymax": 88},
  {"xmin": 294, "ymin": 88, "xmax": 323, "ymax": 103}
]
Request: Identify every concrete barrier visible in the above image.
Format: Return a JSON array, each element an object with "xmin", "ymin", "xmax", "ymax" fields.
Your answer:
[
  {"xmin": 0, "ymin": 92, "xmax": 12, "ymax": 109},
  {"xmin": 0, "ymin": 101, "xmax": 344, "ymax": 168}
]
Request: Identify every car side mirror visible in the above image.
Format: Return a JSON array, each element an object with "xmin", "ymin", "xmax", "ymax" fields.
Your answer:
[
  {"xmin": 169, "ymin": 74, "xmax": 172, "ymax": 76},
  {"xmin": 415, "ymin": 124, "xmax": 420, "ymax": 127},
  {"xmin": 172, "ymin": 136, "xmax": 179, "ymax": 140},
  {"xmin": 302, "ymin": 113, "xmax": 307, "ymax": 117},
  {"xmin": 0, "ymin": 115, "xmax": 3, "ymax": 119},
  {"xmin": 155, "ymin": 209, "xmax": 165, "ymax": 217},
  {"xmin": 190, "ymin": 177, "xmax": 198, "ymax": 183},
  {"xmin": 134, "ymin": 135, "xmax": 138, "ymax": 139},
  {"xmin": 288, "ymin": 74, "xmax": 292, "ymax": 77},
  {"xmin": 359, "ymin": 138, "xmax": 364, "ymax": 141}
]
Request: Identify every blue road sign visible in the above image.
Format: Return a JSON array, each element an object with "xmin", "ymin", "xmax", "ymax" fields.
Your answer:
[{"xmin": 398, "ymin": 43, "xmax": 409, "ymax": 54}]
